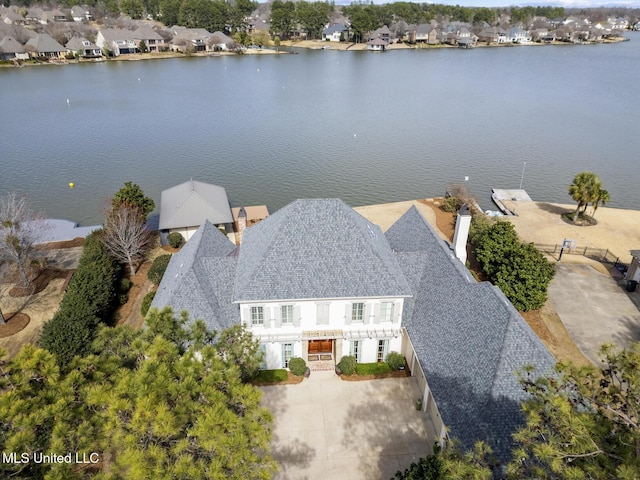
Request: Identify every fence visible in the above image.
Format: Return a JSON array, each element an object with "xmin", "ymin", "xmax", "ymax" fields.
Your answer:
[{"xmin": 533, "ymin": 243, "xmax": 622, "ymax": 265}]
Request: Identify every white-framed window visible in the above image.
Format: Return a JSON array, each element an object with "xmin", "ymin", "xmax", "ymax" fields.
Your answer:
[
  {"xmin": 377, "ymin": 340, "xmax": 389, "ymax": 363},
  {"xmin": 281, "ymin": 305, "xmax": 294, "ymax": 326},
  {"xmin": 380, "ymin": 302, "xmax": 394, "ymax": 322},
  {"xmin": 258, "ymin": 344, "xmax": 267, "ymax": 369},
  {"xmin": 349, "ymin": 340, "xmax": 360, "ymax": 362},
  {"xmin": 282, "ymin": 343, "xmax": 293, "ymax": 368},
  {"xmin": 316, "ymin": 303, "xmax": 330, "ymax": 325},
  {"xmin": 251, "ymin": 306, "xmax": 264, "ymax": 326},
  {"xmin": 352, "ymin": 303, "xmax": 364, "ymax": 323}
]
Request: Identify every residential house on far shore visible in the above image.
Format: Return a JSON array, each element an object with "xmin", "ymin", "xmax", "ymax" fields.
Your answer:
[
  {"xmin": 0, "ymin": 35, "xmax": 29, "ymax": 60},
  {"xmin": 70, "ymin": 5, "xmax": 91, "ymax": 22},
  {"xmin": 25, "ymin": 33, "xmax": 65, "ymax": 58},
  {"xmin": 65, "ymin": 36, "xmax": 101, "ymax": 58},
  {"xmin": 366, "ymin": 37, "xmax": 388, "ymax": 51},
  {"xmin": 96, "ymin": 28, "xmax": 138, "ymax": 56},
  {"xmin": 133, "ymin": 25, "xmax": 165, "ymax": 52},
  {"xmin": 169, "ymin": 26, "xmax": 210, "ymax": 52},
  {"xmin": 151, "ymin": 198, "xmax": 556, "ymax": 462},
  {"xmin": 158, "ymin": 179, "xmax": 234, "ymax": 242},
  {"xmin": 322, "ymin": 24, "xmax": 348, "ymax": 42}
]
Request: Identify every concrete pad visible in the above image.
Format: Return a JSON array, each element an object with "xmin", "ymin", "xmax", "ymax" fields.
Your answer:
[
  {"xmin": 548, "ymin": 264, "xmax": 640, "ymax": 364},
  {"xmin": 260, "ymin": 373, "xmax": 435, "ymax": 480}
]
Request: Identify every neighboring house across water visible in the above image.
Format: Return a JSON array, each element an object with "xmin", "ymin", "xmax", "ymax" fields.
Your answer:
[
  {"xmin": 209, "ymin": 31, "xmax": 234, "ymax": 51},
  {"xmin": 169, "ymin": 26, "xmax": 210, "ymax": 52},
  {"xmin": 0, "ymin": 35, "xmax": 29, "ymax": 60},
  {"xmin": 70, "ymin": 5, "xmax": 91, "ymax": 22},
  {"xmin": 25, "ymin": 33, "xmax": 65, "ymax": 58},
  {"xmin": 322, "ymin": 23, "xmax": 348, "ymax": 42},
  {"xmin": 158, "ymin": 179, "xmax": 233, "ymax": 242},
  {"xmin": 65, "ymin": 36, "xmax": 101, "ymax": 58},
  {"xmin": 2, "ymin": 10, "xmax": 26, "ymax": 25},
  {"xmin": 366, "ymin": 37, "xmax": 387, "ymax": 51},
  {"xmin": 151, "ymin": 198, "xmax": 555, "ymax": 461},
  {"xmin": 96, "ymin": 28, "xmax": 138, "ymax": 56},
  {"xmin": 132, "ymin": 25, "xmax": 165, "ymax": 52}
]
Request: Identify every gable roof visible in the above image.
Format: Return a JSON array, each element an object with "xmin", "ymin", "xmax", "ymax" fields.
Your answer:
[
  {"xmin": 65, "ymin": 36, "xmax": 99, "ymax": 50},
  {"xmin": 133, "ymin": 25, "xmax": 163, "ymax": 41},
  {"xmin": 151, "ymin": 221, "xmax": 238, "ymax": 330},
  {"xmin": 0, "ymin": 35, "xmax": 26, "ymax": 54},
  {"xmin": 159, "ymin": 179, "xmax": 233, "ymax": 230},
  {"xmin": 25, "ymin": 33, "xmax": 65, "ymax": 53},
  {"xmin": 386, "ymin": 206, "xmax": 555, "ymax": 461},
  {"xmin": 98, "ymin": 28, "xmax": 135, "ymax": 42},
  {"xmin": 234, "ymin": 199, "xmax": 412, "ymax": 302}
]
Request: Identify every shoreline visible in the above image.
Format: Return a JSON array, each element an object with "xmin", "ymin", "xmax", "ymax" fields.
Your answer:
[{"xmin": 2, "ymin": 34, "xmax": 629, "ymax": 68}]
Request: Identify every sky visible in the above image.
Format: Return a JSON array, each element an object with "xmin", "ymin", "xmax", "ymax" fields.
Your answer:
[{"xmin": 336, "ymin": 0, "xmax": 640, "ymax": 7}]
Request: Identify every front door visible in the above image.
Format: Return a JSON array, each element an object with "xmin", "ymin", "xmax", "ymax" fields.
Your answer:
[{"xmin": 308, "ymin": 339, "xmax": 333, "ymax": 361}]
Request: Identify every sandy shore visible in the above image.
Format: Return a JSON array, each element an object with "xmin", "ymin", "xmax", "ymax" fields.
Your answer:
[{"xmin": 501, "ymin": 201, "xmax": 640, "ymax": 264}]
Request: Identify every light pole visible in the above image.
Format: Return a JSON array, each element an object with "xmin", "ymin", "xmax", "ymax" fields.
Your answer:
[{"xmin": 519, "ymin": 161, "xmax": 527, "ymax": 190}]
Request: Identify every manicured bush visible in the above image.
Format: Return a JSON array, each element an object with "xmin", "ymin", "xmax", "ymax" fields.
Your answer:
[
  {"xmin": 386, "ymin": 352, "xmax": 405, "ymax": 370},
  {"xmin": 288, "ymin": 357, "xmax": 306, "ymax": 376},
  {"xmin": 167, "ymin": 232, "xmax": 185, "ymax": 248},
  {"xmin": 356, "ymin": 362, "xmax": 391, "ymax": 376},
  {"xmin": 148, "ymin": 254, "xmax": 172, "ymax": 285},
  {"xmin": 141, "ymin": 291, "xmax": 156, "ymax": 316},
  {"xmin": 118, "ymin": 293, "xmax": 128, "ymax": 306},
  {"xmin": 337, "ymin": 355, "xmax": 357, "ymax": 376}
]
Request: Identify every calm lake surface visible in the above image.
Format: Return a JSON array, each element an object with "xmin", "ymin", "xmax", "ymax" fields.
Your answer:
[{"xmin": 1, "ymin": 34, "xmax": 639, "ymax": 225}]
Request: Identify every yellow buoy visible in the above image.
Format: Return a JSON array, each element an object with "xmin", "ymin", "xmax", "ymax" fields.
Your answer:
[{"xmin": 69, "ymin": 182, "xmax": 75, "ymax": 189}]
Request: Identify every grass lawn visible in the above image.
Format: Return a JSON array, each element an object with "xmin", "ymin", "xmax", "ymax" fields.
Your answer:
[
  {"xmin": 356, "ymin": 362, "xmax": 391, "ymax": 376},
  {"xmin": 254, "ymin": 369, "xmax": 288, "ymax": 383}
]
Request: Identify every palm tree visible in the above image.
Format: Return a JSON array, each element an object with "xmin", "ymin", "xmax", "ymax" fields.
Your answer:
[
  {"xmin": 591, "ymin": 188, "xmax": 610, "ymax": 219},
  {"xmin": 568, "ymin": 172, "xmax": 602, "ymax": 223}
]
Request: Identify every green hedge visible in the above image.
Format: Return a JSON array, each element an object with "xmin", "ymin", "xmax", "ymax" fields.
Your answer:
[
  {"xmin": 167, "ymin": 232, "xmax": 184, "ymax": 248},
  {"xmin": 337, "ymin": 355, "xmax": 357, "ymax": 375},
  {"xmin": 356, "ymin": 362, "xmax": 391, "ymax": 376},
  {"xmin": 141, "ymin": 291, "xmax": 156, "ymax": 316},
  {"xmin": 147, "ymin": 254, "xmax": 172, "ymax": 285},
  {"xmin": 288, "ymin": 357, "xmax": 306, "ymax": 376},
  {"xmin": 254, "ymin": 369, "xmax": 288, "ymax": 383},
  {"xmin": 386, "ymin": 352, "xmax": 405, "ymax": 370},
  {"xmin": 40, "ymin": 230, "xmax": 121, "ymax": 366}
]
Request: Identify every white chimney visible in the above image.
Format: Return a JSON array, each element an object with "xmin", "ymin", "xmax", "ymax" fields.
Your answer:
[{"xmin": 453, "ymin": 204, "xmax": 472, "ymax": 265}]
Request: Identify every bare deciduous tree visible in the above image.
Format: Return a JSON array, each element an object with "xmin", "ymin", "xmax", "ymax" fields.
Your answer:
[
  {"xmin": 101, "ymin": 203, "xmax": 153, "ymax": 276},
  {"xmin": 0, "ymin": 192, "xmax": 46, "ymax": 289}
]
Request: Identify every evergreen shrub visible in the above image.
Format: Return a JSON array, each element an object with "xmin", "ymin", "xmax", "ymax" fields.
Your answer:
[{"xmin": 288, "ymin": 357, "xmax": 306, "ymax": 376}]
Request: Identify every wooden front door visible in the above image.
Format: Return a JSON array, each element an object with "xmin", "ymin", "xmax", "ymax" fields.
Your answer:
[{"xmin": 308, "ymin": 340, "xmax": 333, "ymax": 361}]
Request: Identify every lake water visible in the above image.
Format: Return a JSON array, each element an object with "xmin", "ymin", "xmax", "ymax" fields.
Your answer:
[{"xmin": 1, "ymin": 34, "xmax": 639, "ymax": 225}]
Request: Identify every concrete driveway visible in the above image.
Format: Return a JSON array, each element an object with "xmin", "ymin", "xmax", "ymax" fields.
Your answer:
[
  {"xmin": 548, "ymin": 263, "xmax": 640, "ymax": 364},
  {"xmin": 259, "ymin": 371, "xmax": 436, "ymax": 480}
]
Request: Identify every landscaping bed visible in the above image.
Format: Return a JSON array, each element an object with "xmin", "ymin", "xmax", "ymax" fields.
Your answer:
[
  {"xmin": 251, "ymin": 369, "xmax": 304, "ymax": 386},
  {"xmin": 340, "ymin": 361, "xmax": 411, "ymax": 381},
  {"xmin": 0, "ymin": 313, "xmax": 30, "ymax": 338}
]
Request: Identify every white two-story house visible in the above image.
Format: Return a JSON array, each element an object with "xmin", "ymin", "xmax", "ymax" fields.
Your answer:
[{"xmin": 234, "ymin": 199, "xmax": 411, "ymax": 369}]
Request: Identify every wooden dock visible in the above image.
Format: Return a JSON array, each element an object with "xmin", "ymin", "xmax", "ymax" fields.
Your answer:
[{"xmin": 491, "ymin": 189, "xmax": 532, "ymax": 216}]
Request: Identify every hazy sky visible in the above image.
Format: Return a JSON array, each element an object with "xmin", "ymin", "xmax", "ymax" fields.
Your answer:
[{"xmin": 354, "ymin": 0, "xmax": 640, "ymax": 7}]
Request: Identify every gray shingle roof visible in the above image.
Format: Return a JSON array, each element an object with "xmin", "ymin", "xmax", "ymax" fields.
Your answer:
[
  {"xmin": 151, "ymin": 221, "xmax": 238, "ymax": 330},
  {"xmin": 25, "ymin": 33, "xmax": 65, "ymax": 53},
  {"xmin": 0, "ymin": 35, "xmax": 26, "ymax": 54},
  {"xmin": 234, "ymin": 199, "xmax": 412, "ymax": 302},
  {"xmin": 159, "ymin": 179, "xmax": 233, "ymax": 230},
  {"xmin": 386, "ymin": 206, "xmax": 555, "ymax": 462}
]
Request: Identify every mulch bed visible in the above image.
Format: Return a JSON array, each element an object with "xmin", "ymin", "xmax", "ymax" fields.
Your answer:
[
  {"xmin": 8, "ymin": 269, "xmax": 69, "ymax": 297},
  {"xmin": 35, "ymin": 238, "xmax": 86, "ymax": 250},
  {"xmin": 420, "ymin": 198, "xmax": 455, "ymax": 241},
  {"xmin": 0, "ymin": 313, "xmax": 30, "ymax": 338},
  {"xmin": 561, "ymin": 213, "xmax": 598, "ymax": 226}
]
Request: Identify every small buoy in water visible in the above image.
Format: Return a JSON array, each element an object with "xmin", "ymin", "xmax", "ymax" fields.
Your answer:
[
  {"xmin": 257, "ymin": 68, "xmax": 260, "ymax": 72},
  {"xmin": 66, "ymin": 98, "xmax": 70, "ymax": 105},
  {"xmin": 353, "ymin": 133, "xmax": 357, "ymax": 138},
  {"xmin": 138, "ymin": 78, "xmax": 141, "ymax": 82},
  {"xmin": 69, "ymin": 182, "xmax": 75, "ymax": 188}
]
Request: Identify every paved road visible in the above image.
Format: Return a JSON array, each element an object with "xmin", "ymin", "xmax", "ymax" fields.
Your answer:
[{"xmin": 548, "ymin": 263, "xmax": 640, "ymax": 364}]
